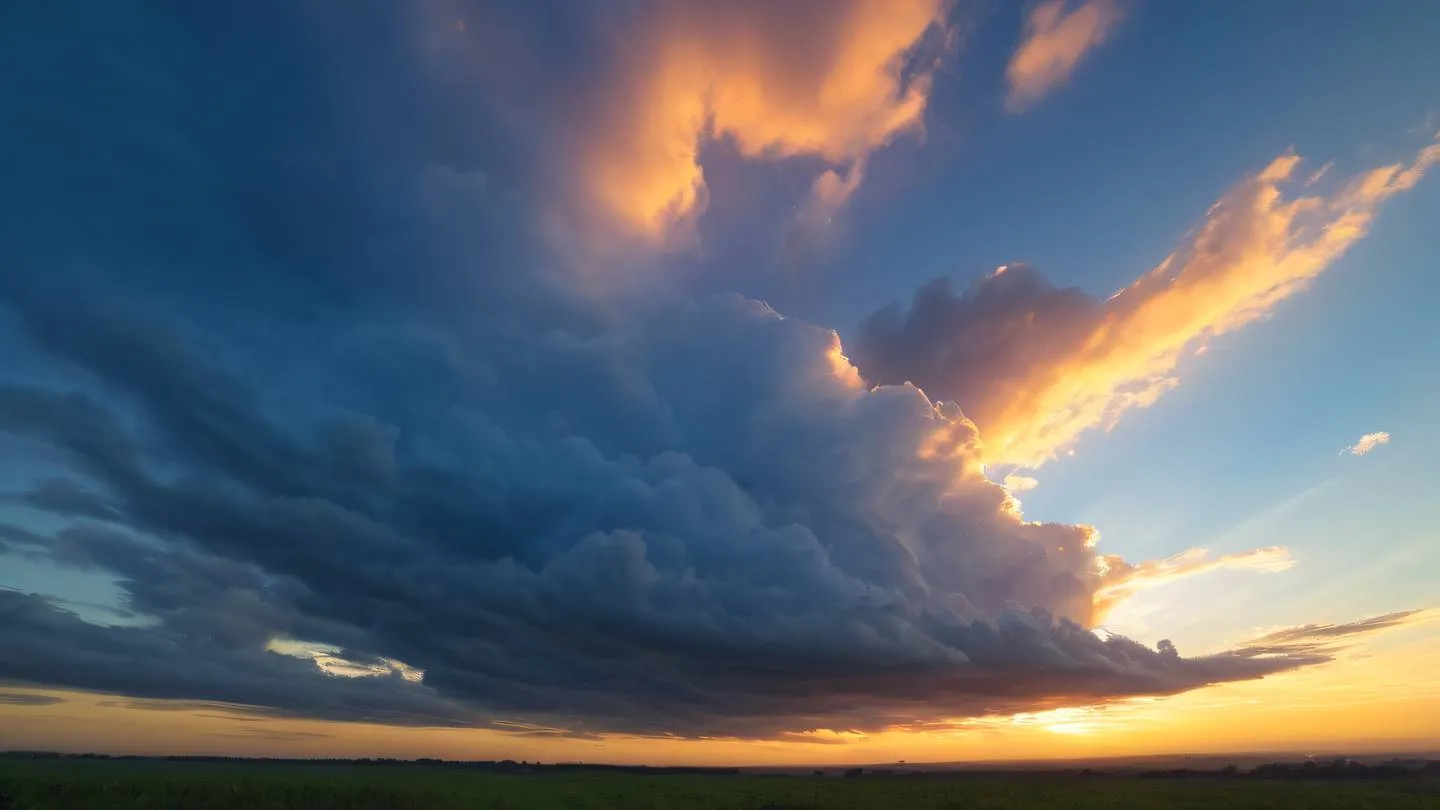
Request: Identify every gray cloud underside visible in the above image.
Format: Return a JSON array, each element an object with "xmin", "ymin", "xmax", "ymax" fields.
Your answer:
[
  {"xmin": 849, "ymin": 264, "xmax": 1098, "ymax": 429},
  {"xmin": 0, "ymin": 691, "xmax": 66, "ymax": 707},
  {"xmin": 0, "ymin": 281, "xmax": 1376, "ymax": 739}
]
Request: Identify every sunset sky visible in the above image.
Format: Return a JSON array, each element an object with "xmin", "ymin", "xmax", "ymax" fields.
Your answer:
[{"xmin": 1, "ymin": 0, "xmax": 1439, "ymax": 766}]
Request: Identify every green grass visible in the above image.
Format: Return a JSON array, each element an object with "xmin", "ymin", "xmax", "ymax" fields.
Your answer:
[{"xmin": 2, "ymin": 761, "xmax": 1438, "ymax": 809}]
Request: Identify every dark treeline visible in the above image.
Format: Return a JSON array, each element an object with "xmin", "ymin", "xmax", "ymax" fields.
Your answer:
[
  {"xmin": 848, "ymin": 760, "xmax": 1440, "ymax": 781},
  {"xmin": 1140, "ymin": 759, "xmax": 1440, "ymax": 781},
  {"xmin": 3, "ymin": 751, "xmax": 1439, "ymax": 780}
]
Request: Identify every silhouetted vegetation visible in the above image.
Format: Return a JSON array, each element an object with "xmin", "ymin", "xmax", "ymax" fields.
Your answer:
[
  {"xmin": 1136, "ymin": 758, "xmax": 1440, "ymax": 781},
  {"xmin": 1, "ymin": 754, "xmax": 1439, "ymax": 808}
]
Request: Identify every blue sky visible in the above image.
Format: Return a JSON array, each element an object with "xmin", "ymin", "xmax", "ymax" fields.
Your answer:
[
  {"xmin": 815, "ymin": 0, "xmax": 1440, "ymax": 651},
  {"xmin": 1, "ymin": 0, "xmax": 1438, "ymax": 759}
]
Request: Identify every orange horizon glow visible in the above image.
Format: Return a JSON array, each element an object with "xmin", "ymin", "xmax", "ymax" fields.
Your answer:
[{"xmin": 4, "ymin": 620, "xmax": 1437, "ymax": 766}]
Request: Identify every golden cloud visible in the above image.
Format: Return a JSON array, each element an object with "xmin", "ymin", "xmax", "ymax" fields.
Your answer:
[
  {"xmin": 1005, "ymin": 0, "xmax": 1125, "ymax": 112},
  {"xmin": 981, "ymin": 140, "xmax": 1438, "ymax": 467},
  {"xmin": 1342, "ymin": 431, "xmax": 1391, "ymax": 456},
  {"xmin": 578, "ymin": 0, "xmax": 949, "ymax": 244}
]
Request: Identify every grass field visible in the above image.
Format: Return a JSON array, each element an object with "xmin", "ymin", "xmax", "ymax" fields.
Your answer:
[
  {"xmin": 2, "ymin": 762, "xmax": 1439, "ymax": 809},
  {"xmin": 0, "ymin": 755, "xmax": 1434, "ymax": 807}
]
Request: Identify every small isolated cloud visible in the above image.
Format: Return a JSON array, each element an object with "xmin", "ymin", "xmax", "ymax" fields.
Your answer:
[
  {"xmin": 1004, "ymin": 0, "xmax": 1126, "ymax": 112},
  {"xmin": 852, "ymin": 137, "xmax": 1440, "ymax": 467},
  {"xmin": 1342, "ymin": 431, "xmax": 1390, "ymax": 456}
]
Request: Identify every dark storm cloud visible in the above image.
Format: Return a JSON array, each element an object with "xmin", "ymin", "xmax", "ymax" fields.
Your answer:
[
  {"xmin": 0, "ymin": 287, "xmax": 1381, "ymax": 738},
  {"xmin": 0, "ymin": 0, "xmax": 1422, "ymax": 742},
  {"xmin": 851, "ymin": 265, "xmax": 1096, "ymax": 430},
  {"xmin": 0, "ymin": 0, "xmax": 583, "ymax": 336},
  {"xmin": 0, "ymin": 590, "xmax": 481, "ymax": 728}
]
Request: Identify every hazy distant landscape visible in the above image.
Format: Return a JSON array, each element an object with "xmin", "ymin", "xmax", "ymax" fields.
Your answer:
[{"xmin": 3, "ymin": 753, "xmax": 1439, "ymax": 809}]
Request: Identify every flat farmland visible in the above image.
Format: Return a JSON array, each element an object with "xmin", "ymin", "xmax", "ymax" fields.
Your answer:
[{"xmin": 2, "ymin": 760, "xmax": 1439, "ymax": 809}]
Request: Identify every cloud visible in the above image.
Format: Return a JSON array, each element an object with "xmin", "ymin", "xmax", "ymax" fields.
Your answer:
[
  {"xmin": 1004, "ymin": 0, "xmax": 1126, "ymax": 112},
  {"xmin": 0, "ymin": 589, "xmax": 484, "ymax": 729},
  {"xmin": 1233, "ymin": 609, "xmax": 1434, "ymax": 658},
  {"xmin": 566, "ymin": 0, "xmax": 949, "ymax": 246},
  {"xmin": 1002, "ymin": 473, "xmax": 1040, "ymax": 492},
  {"xmin": 0, "ymin": 1, "xmax": 1424, "ymax": 742},
  {"xmin": 852, "ymin": 139, "xmax": 1440, "ymax": 468},
  {"xmin": 1342, "ymin": 431, "xmax": 1390, "ymax": 456},
  {"xmin": 1093, "ymin": 547, "xmax": 1295, "ymax": 623},
  {"xmin": 0, "ymin": 283, "xmax": 1383, "ymax": 739},
  {"xmin": 784, "ymin": 159, "xmax": 868, "ymax": 262},
  {"xmin": 0, "ymin": 691, "xmax": 66, "ymax": 707}
]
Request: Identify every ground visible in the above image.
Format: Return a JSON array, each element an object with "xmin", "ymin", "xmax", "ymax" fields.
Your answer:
[{"xmin": 2, "ymin": 761, "xmax": 1439, "ymax": 809}]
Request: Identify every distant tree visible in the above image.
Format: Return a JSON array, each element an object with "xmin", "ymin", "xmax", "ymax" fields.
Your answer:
[{"xmin": 843, "ymin": 767, "xmax": 864, "ymax": 779}]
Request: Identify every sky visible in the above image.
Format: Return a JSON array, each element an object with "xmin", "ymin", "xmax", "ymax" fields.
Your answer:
[{"xmin": 1, "ymin": 0, "xmax": 1439, "ymax": 766}]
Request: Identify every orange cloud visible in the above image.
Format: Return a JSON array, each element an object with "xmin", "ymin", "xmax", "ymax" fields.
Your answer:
[
  {"xmin": 578, "ymin": 0, "xmax": 949, "ymax": 245},
  {"xmin": 857, "ymin": 137, "xmax": 1440, "ymax": 469},
  {"xmin": 991, "ymin": 141, "xmax": 1438, "ymax": 466},
  {"xmin": 1005, "ymin": 0, "xmax": 1125, "ymax": 112},
  {"xmin": 1342, "ymin": 431, "xmax": 1391, "ymax": 456},
  {"xmin": 1093, "ymin": 546, "xmax": 1294, "ymax": 623}
]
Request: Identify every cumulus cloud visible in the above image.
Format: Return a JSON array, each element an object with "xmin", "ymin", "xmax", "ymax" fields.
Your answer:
[
  {"xmin": 1004, "ymin": 0, "xmax": 1125, "ymax": 112},
  {"xmin": 1342, "ymin": 431, "xmax": 1390, "ymax": 456},
  {"xmin": 852, "ymin": 140, "xmax": 1440, "ymax": 468},
  {"xmin": 0, "ymin": 281, "xmax": 1388, "ymax": 739},
  {"xmin": 566, "ymin": 0, "xmax": 949, "ymax": 246},
  {"xmin": 1002, "ymin": 473, "xmax": 1040, "ymax": 492}
]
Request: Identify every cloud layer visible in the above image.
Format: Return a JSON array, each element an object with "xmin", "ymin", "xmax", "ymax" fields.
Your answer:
[{"xmin": 852, "ymin": 140, "xmax": 1440, "ymax": 468}]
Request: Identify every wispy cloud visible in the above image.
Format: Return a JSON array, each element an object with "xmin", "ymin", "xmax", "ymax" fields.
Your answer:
[
  {"xmin": 1236, "ymin": 609, "xmax": 1435, "ymax": 657},
  {"xmin": 0, "ymin": 691, "xmax": 66, "ymax": 707},
  {"xmin": 854, "ymin": 136, "xmax": 1440, "ymax": 468},
  {"xmin": 1094, "ymin": 546, "xmax": 1296, "ymax": 622},
  {"xmin": 1004, "ymin": 0, "xmax": 1126, "ymax": 112},
  {"xmin": 1341, "ymin": 431, "xmax": 1390, "ymax": 456}
]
